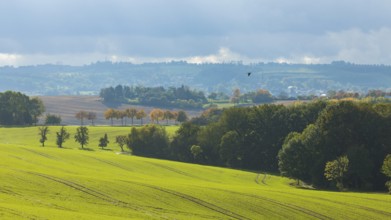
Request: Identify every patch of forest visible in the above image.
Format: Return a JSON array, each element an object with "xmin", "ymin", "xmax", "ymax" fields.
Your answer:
[{"xmin": 127, "ymin": 100, "xmax": 391, "ymax": 192}]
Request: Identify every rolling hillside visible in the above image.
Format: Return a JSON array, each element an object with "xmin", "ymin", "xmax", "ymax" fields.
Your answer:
[{"xmin": 0, "ymin": 126, "xmax": 390, "ymax": 219}]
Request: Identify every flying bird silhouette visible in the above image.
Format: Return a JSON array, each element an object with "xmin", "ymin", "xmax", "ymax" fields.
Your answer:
[{"xmin": 247, "ymin": 72, "xmax": 251, "ymax": 76}]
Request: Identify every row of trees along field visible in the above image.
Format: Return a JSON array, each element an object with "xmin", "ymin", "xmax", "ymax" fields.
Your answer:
[
  {"xmin": 0, "ymin": 91, "xmax": 45, "ymax": 125},
  {"xmin": 38, "ymin": 126, "xmax": 108, "ymax": 150},
  {"xmin": 102, "ymin": 108, "xmax": 188, "ymax": 126}
]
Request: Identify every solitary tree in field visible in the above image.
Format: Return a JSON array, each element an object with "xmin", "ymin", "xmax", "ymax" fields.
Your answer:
[
  {"xmin": 324, "ymin": 155, "xmax": 349, "ymax": 191},
  {"xmin": 74, "ymin": 126, "xmax": 89, "ymax": 149},
  {"xmin": 38, "ymin": 126, "xmax": 49, "ymax": 147},
  {"xmin": 115, "ymin": 135, "xmax": 127, "ymax": 152},
  {"xmin": 98, "ymin": 133, "xmax": 109, "ymax": 150},
  {"xmin": 136, "ymin": 109, "xmax": 147, "ymax": 125},
  {"xmin": 56, "ymin": 126, "xmax": 70, "ymax": 148}
]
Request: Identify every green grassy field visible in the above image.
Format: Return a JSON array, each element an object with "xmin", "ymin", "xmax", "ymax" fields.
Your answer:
[{"xmin": 0, "ymin": 126, "xmax": 390, "ymax": 219}]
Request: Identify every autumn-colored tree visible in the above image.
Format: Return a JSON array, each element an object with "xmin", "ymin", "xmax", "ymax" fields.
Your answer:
[
  {"xmin": 163, "ymin": 110, "xmax": 174, "ymax": 125},
  {"xmin": 136, "ymin": 109, "xmax": 147, "ymax": 125},
  {"xmin": 172, "ymin": 111, "xmax": 179, "ymax": 124},
  {"xmin": 75, "ymin": 111, "xmax": 88, "ymax": 125},
  {"xmin": 126, "ymin": 108, "xmax": 138, "ymax": 125},
  {"xmin": 87, "ymin": 112, "xmax": 97, "ymax": 126},
  {"xmin": 104, "ymin": 108, "xmax": 116, "ymax": 126},
  {"xmin": 150, "ymin": 109, "xmax": 164, "ymax": 124},
  {"xmin": 116, "ymin": 110, "xmax": 126, "ymax": 126}
]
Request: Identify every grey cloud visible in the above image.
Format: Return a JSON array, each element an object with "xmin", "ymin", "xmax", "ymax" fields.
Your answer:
[{"xmin": 0, "ymin": 0, "xmax": 391, "ymax": 65}]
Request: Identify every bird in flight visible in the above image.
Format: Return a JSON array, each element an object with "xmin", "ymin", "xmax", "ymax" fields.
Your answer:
[{"xmin": 247, "ymin": 72, "xmax": 252, "ymax": 76}]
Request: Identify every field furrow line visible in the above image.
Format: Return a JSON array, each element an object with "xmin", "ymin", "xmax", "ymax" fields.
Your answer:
[
  {"xmin": 146, "ymin": 161, "xmax": 215, "ymax": 182},
  {"xmin": 126, "ymin": 181, "xmax": 250, "ymax": 220},
  {"xmin": 29, "ymin": 172, "xmax": 122, "ymax": 204},
  {"xmin": 263, "ymin": 189, "xmax": 391, "ymax": 217},
  {"xmin": 0, "ymin": 206, "xmax": 45, "ymax": 220},
  {"xmin": 84, "ymin": 155, "xmax": 134, "ymax": 172},
  {"xmin": 20, "ymin": 148, "xmax": 57, "ymax": 160},
  {"xmin": 214, "ymin": 188, "xmax": 331, "ymax": 220},
  {"xmin": 0, "ymin": 186, "xmax": 72, "ymax": 212},
  {"xmin": 27, "ymin": 172, "xmax": 169, "ymax": 220},
  {"xmin": 146, "ymin": 161, "xmax": 197, "ymax": 178}
]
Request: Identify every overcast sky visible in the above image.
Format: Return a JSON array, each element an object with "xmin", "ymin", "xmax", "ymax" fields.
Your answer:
[{"xmin": 1, "ymin": 0, "xmax": 391, "ymax": 66}]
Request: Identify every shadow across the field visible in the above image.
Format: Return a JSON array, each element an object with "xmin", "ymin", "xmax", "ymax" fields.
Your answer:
[{"xmin": 79, "ymin": 148, "xmax": 95, "ymax": 151}]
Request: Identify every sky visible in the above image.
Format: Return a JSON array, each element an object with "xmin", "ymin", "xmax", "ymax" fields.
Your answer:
[{"xmin": 1, "ymin": 0, "xmax": 391, "ymax": 66}]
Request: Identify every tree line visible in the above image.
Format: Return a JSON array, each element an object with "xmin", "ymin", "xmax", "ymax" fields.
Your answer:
[
  {"xmin": 102, "ymin": 108, "xmax": 188, "ymax": 126},
  {"xmin": 117, "ymin": 100, "xmax": 390, "ymax": 192},
  {"xmin": 100, "ymin": 85, "xmax": 208, "ymax": 109}
]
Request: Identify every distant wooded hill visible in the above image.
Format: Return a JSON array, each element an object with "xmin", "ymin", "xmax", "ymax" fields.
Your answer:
[{"xmin": 1, "ymin": 61, "xmax": 390, "ymax": 96}]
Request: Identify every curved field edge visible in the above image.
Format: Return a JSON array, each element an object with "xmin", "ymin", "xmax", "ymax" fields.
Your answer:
[{"xmin": 0, "ymin": 128, "xmax": 390, "ymax": 219}]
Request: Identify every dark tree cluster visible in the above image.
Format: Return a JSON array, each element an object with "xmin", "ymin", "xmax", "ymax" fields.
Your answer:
[
  {"xmin": 127, "ymin": 125, "xmax": 169, "ymax": 158},
  {"xmin": 153, "ymin": 100, "xmax": 390, "ymax": 191},
  {"xmin": 186, "ymin": 101, "xmax": 328, "ymax": 170},
  {"xmin": 278, "ymin": 101, "xmax": 391, "ymax": 191},
  {"xmin": 100, "ymin": 85, "xmax": 208, "ymax": 109},
  {"xmin": 241, "ymin": 89, "xmax": 274, "ymax": 104},
  {"xmin": 0, "ymin": 91, "xmax": 45, "ymax": 125},
  {"xmin": 126, "ymin": 101, "xmax": 327, "ymax": 168},
  {"xmin": 45, "ymin": 114, "xmax": 62, "ymax": 125}
]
